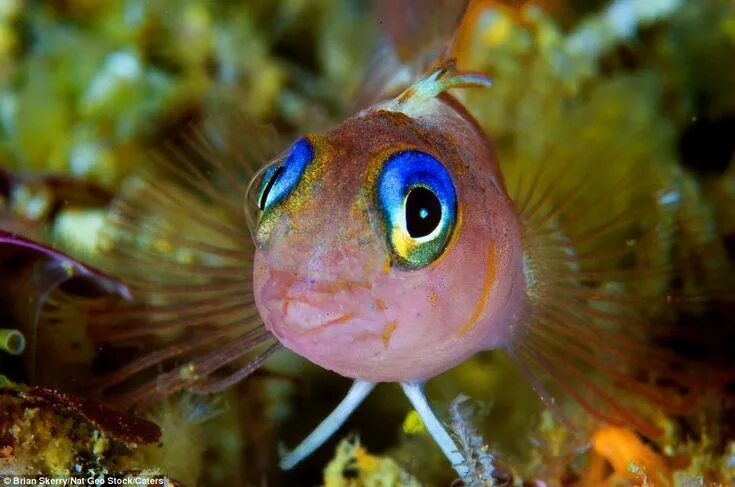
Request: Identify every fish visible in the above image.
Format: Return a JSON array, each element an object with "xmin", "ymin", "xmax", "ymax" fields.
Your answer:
[{"xmin": 29, "ymin": 0, "xmax": 735, "ymax": 481}]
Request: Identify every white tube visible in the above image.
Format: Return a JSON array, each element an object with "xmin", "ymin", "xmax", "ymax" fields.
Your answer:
[
  {"xmin": 401, "ymin": 382, "xmax": 471, "ymax": 480},
  {"xmin": 280, "ymin": 379, "xmax": 376, "ymax": 470}
]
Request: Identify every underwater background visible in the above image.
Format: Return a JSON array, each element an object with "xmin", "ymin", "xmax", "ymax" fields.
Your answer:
[{"xmin": 0, "ymin": 0, "xmax": 734, "ymax": 485}]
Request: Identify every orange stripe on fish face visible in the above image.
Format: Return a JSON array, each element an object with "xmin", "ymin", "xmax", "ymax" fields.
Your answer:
[
  {"xmin": 306, "ymin": 312, "xmax": 357, "ymax": 335},
  {"xmin": 460, "ymin": 242, "xmax": 497, "ymax": 337},
  {"xmin": 381, "ymin": 321, "xmax": 398, "ymax": 348}
]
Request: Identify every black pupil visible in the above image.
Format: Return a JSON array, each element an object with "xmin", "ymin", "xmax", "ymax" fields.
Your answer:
[
  {"xmin": 259, "ymin": 166, "xmax": 284, "ymax": 210},
  {"xmin": 405, "ymin": 186, "xmax": 442, "ymax": 238}
]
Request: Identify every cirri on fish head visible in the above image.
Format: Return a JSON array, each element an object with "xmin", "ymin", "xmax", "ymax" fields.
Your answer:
[{"xmin": 251, "ymin": 88, "xmax": 527, "ymax": 383}]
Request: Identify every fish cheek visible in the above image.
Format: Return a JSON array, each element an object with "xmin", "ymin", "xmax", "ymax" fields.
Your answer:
[
  {"xmin": 416, "ymin": 181, "xmax": 518, "ymax": 343},
  {"xmin": 254, "ymin": 204, "xmax": 294, "ymax": 250}
]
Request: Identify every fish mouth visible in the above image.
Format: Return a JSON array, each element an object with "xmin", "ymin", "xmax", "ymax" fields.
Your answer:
[{"xmin": 256, "ymin": 265, "xmax": 377, "ymax": 338}]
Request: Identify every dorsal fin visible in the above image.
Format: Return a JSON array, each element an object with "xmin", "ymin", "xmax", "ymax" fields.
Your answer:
[
  {"xmin": 376, "ymin": 0, "xmax": 468, "ymax": 64},
  {"xmin": 356, "ymin": 0, "xmax": 472, "ymax": 108}
]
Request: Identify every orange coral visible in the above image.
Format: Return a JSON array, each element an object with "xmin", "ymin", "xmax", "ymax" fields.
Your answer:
[{"xmin": 580, "ymin": 426, "xmax": 671, "ymax": 486}]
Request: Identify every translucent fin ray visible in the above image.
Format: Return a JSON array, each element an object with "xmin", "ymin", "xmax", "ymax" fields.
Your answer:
[
  {"xmin": 509, "ymin": 121, "xmax": 735, "ymax": 438},
  {"xmin": 39, "ymin": 115, "xmax": 284, "ymax": 404}
]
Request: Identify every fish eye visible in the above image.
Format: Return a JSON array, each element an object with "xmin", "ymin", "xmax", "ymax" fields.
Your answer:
[
  {"xmin": 257, "ymin": 138, "xmax": 314, "ymax": 212},
  {"xmin": 376, "ymin": 150, "xmax": 457, "ymax": 269},
  {"xmin": 405, "ymin": 186, "xmax": 442, "ymax": 238}
]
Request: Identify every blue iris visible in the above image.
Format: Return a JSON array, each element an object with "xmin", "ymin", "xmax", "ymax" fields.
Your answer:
[
  {"xmin": 377, "ymin": 151, "xmax": 457, "ymax": 269},
  {"xmin": 258, "ymin": 138, "xmax": 314, "ymax": 211}
]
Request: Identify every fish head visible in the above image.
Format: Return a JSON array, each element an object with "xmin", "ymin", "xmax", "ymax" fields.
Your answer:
[{"xmin": 251, "ymin": 91, "xmax": 526, "ymax": 382}]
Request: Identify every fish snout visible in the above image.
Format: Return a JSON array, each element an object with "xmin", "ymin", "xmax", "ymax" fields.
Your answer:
[{"xmin": 254, "ymin": 257, "xmax": 377, "ymax": 339}]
